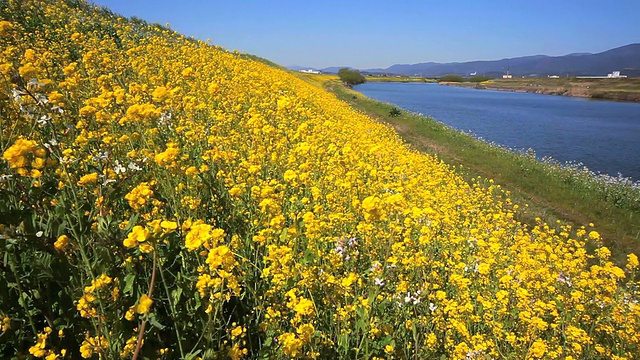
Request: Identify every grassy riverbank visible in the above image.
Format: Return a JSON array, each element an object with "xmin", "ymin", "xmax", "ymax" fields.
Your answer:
[
  {"xmin": 323, "ymin": 79, "xmax": 640, "ymax": 264},
  {"xmin": 444, "ymin": 77, "xmax": 640, "ymax": 102}
]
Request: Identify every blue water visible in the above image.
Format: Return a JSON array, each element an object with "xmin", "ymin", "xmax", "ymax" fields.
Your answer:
[{"xmin": 354, "ymin": 82, "xmax": 640, "ymax": 180}]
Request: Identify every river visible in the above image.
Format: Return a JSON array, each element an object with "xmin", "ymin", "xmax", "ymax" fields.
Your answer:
[{"xmin": 354, "ymin": 82, "xmax": 640, "ymax": 180}]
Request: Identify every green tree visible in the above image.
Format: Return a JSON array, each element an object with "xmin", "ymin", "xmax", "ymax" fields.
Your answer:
[
  {"xmin": 338, "ymin": 68, "xmax": 366, "ymax": 86},
  {"xmin": 437, "ymin": 74, "xmax": 464, "ymax": 83}
]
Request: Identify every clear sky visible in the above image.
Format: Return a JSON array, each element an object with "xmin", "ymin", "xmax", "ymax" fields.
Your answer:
[{"xmin": 91, "ymin": 0, "xmax": 640, "ymax": 70}]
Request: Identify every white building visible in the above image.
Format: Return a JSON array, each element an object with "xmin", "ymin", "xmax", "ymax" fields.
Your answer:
[
  {"xmin": 299, "ymin": 69, "xmax": 320, "ymax": 74},
  {"xmin": 607, "ymin": 71, "xmax": 627, "ymax": 78}
]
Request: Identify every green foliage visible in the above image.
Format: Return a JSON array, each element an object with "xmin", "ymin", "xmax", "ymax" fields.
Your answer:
[
  {"xmin": 437, "ymin": 75, "xmax": 491, "ymax": 83},
  {"xmin": 437, "ymin": 74, "xmax": 464, "ymax": 83},
  {"xmin": 338, "ymin": 68, "xmax": 366, "ymax": 86},
  {"xmin": 468, "ymin": 75, "xmax": 492, "ymax": 82},
  {"xmin": 389, "ymin": 107, "xmax": 402, "ymax": 117}
]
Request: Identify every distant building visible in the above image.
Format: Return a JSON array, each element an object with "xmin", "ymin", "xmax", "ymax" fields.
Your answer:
[
  {"xmin": 502, "ymin": 74, "xmax": 512, "ymax": 79},
  {"xmin": 577, "ymin": 71, "xmax": 628, "ymax": 79},
  {"xmin": 607, "ymin": 71, "xmax": 627, "ymax": 78},
  {"xmin": 548, "ymin": 75, "xmax": 560, "ymax": 78},
  {"xmin": 299, "ymin": 69, "xmax": 320, "ymax": 74}
]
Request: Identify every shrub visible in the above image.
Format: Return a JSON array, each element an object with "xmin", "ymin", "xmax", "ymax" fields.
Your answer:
[
  {"xmin": 338, "ymin": 68, "xmax": 366, "ymax": 86},
  {"xmin": 437, "ymin": 74, "xmax": 465, "ymax": 82},
  {"xmin": 389, "ymin": 107, "xmax": 402, "ymax": 117}
]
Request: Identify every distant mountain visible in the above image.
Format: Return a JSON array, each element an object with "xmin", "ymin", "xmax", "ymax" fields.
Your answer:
[
  {"xmin": 321, "ymin": 66, "xmax": 355, "ymax": 74},
  {"xmin": 376, "ymin": 62, "xmax": 440, "ymax": 75},
  {"xmin": 363, "ymin": 43, "xmax": 640, "ymax": 77},
  {"xmin": 288, "ymin": 65, "xmax": 320, "ymax": 71},
  {"xmin": 288, "ymin": 66, "xmax": 355, "ymax": 74}
]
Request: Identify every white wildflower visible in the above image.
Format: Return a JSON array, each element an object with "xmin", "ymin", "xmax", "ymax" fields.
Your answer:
[{"xmin": 113, "ymin": 160, "xmax": 126, "ymax": 174}]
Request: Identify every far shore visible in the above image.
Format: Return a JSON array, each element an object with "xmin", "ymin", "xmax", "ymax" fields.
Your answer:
[
  {"xmin": 364, "ymin": 75, "xmax": 436, "ymax": 83},
  {"xmin": 438, "ymin": 77, "xmax": 640, "ymax": 103}
]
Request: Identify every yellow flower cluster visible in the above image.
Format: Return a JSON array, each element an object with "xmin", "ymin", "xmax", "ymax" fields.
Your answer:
[
  {"xmin": 1, "ymin": 1, "xmax": 638, "ymax": 359},
  {"xmin": 28, "ymin": 327, "xmax": 67, "ymax": 359},
  {"xmin": 184, "ymin": 223, "xmax": 213, "ymax": 250},
  {"xmin": 79, "ymin": 335, "xmax": 108, "ymax": 359},
  {"xmin": 54, "ymin": 234, "xmax": 70, "ymax": 251},
  {"xmin": 135, "ymin": 294, "xmax": 153, "ymax": 314},
  {"xmin": 0, "ymin": 20, "xmax": 14, "ymax": 35},
  {"xmin": 123, "ymin": 219, "xmax": 178, "ymax": 252},
  {"xmin": 123, "ymin": 225, "xmax": 152, "ymax": 252},
  {"xmin": 154, "ymin": 142, "xmax": 180, "ymax": 168},
  {"xmin": 77, "ymin": 274, "xmax": 114, "ymax": 318},
  {"xmin": 124, "ymin": 182, "xmax": 154, "ymax": 210},
  {"xmin": 1, "ymin": 316, "xmax": 10, "ymax": 332},
  {"xmin": 2, "ymin": 138, "xmax": 46, "ymax": 178},
  {"xmin": 77, "ymin": 172, "xmax": 98, "ymax": 186}
]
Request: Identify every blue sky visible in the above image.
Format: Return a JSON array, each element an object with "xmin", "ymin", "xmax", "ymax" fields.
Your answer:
[{"xmin": 92, "ymin": 1, "xmax": 640, "ymax": 69}]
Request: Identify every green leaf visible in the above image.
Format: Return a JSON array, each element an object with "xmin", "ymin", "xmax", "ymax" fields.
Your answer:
[
  {"xmin": 263, "ymin": 336, "xmax": 272, "ymax": 347},
  {"xmin": 123, "ymin": 273, "xmax": 135, "ymax": 295},
  {"xmin": 202, "ymin": 349, "xmax": 216, "ymax": 359},
  {"xmin": 147, "ymin": 313, "xmax": 165, "ymax": 330},
  {"xmin": 279, "ymin": 228, "xmax": 288, "ymax": 243},
  {"xmin": 301, "ymin": 248, "xmax": 313, "ymax": 265},
  {"xmin": 184, "ymin": 350, "xmax": 201, "ymax": 360},
  {"xmin": 171, "ymin": 288, "xmax": 182, "ymax": 304},
  {"xmin": 380, "ymin": 335, "xmax": 393, "ymax": 346}
]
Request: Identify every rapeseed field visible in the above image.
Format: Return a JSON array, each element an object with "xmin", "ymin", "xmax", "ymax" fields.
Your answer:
[{"xmin": 1, "ymin": 1, "xmax": 638, "ymax": 359}]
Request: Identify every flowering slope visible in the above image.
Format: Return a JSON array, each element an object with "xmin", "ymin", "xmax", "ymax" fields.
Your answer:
[{"xmin": 1, "ymin": 1, "xmax": 639, "ymax": 359}]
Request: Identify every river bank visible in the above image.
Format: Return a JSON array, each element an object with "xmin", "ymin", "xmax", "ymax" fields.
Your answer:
[
  {"xmin": 440, "ymin": 77, "xmax": 640, "ymax": 102},
  {"xmin": 316, "ymin": 77, "xmax": 640, "ymax": 265}
]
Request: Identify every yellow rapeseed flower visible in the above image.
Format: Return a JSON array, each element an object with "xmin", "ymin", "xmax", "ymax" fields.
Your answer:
[
  {"xmin": 152, "ymin": 86, "xmax": 169, "ymax": 102},
  {"xmin": 54, "ymin": 235, "xmax": 70, "ymax": 251},
  {"xmin": 293, "ymin": 298, "xmax": 314, "ymax": 317},
  {"xmin": 529, "ymin": 339, "xmax": 547, "ymax": 358},
  {"xmin": 278, "ymin": 332, "xmax": 303, "ymax": 357},
  {"xmin": 185, "ymin": 223, "xmax": 212, "ymax": 251},
  {"xmin": 0, "ymin": 20, "xmax": 14, "ymax": 35},
  {"xmin": 230, "ymin": 325, "xmax": 244, "ymax": 339},
  {"xmin": 79, "ymin": 336, "xmax": 108, "ymax": 359},
  {"xmin": 77, "ymin": 172, "xmax": 98, "ymax": 186},
  {"xmin": 296, "ymin": 323, "xmax": 315, "ymax": 344},
  {"xmin": 160, "ymin": 220, "xmax": 178, "ymax": 231},
  {"xmin": 2, "ymin": 138, "xmax": 44, "ymax": 174},
  {"xmin": 1, "ymin": 317, "xmax": 10, "ymax": 332},
  {"xmin": 136, "ymin": 294, "xmax": 153, "ymax": 314},
  {"xmin": 124, "ymin": 225, "xmax": 150, "ymax": 248},
  {"xmin": 627, "ymin": 253, "xmax": 639, "ymax": 270},
  {"xmin": 125, "ymin": 182, "xmax": 154, "ymax": 210}
]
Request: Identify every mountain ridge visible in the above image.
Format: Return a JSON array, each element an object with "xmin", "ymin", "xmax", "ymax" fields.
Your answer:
[{"xmin": 300, "ymin": 44, "xmax": 640, "ymax": 77}]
